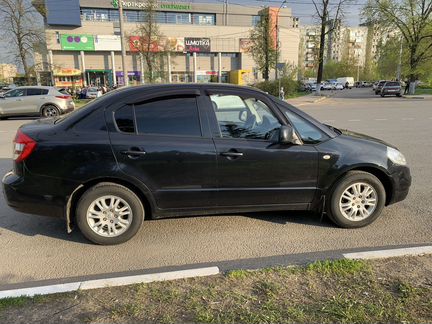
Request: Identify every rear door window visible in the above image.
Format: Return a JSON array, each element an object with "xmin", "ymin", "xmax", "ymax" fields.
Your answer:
[
  {"xmin": 134, "ymin": 96, "xmax": 201, "ymax": 137},
  {"xmin": 115, "ymin": 105, "xmax": 135, "ymax": 134},
  {"xmin": 26, "ymin": 88, "xmax": 44, "ymax": 96}
]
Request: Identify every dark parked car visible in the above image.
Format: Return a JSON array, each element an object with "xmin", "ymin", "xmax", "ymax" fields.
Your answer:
[
  {"xmin": 2, "ymin": 84, "xmax": 411, "ymax": 244},
  {"xmin": 380, "ymin": 81, "xmax": 402, "ymax": 97}
]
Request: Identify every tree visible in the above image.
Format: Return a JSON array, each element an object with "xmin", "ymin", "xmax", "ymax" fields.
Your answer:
[
  {"xmin": 249, "ymin": 9, "xmax": 277, "ymax": 81},
  {"xmin": 132, "ymin": 0, "xmax": 166, "ymax": 83},
  {"xmin": 0, "ymin": 0, "xmax": 44, "ymax": 85},
  {"xmin": 363, "ymin": 0, "xmax": 432, "ymax": 94},
  {"xmin": 312, "ymin": 0, "xmax": 349, "ymax": 95}
]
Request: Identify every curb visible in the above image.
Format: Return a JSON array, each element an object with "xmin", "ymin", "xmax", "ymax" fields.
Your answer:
[
  {"xmin": 0, "ymin": 266, "xmax": 219, "ymax": 299},
  {"xmin": 402, "ymin": 95, "xmax": 425, "ymax": 99},
  {"xmin": 1, "ymin": 245, "xmax": 431, "ymax": 300}
]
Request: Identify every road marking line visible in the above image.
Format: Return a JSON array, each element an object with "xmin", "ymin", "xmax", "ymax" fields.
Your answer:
[
  {"xmin": 343, "ymin": 246, "xmax": 432, "ymax": 260},
  {"xmin": 402, "ymin": 117, "xmax": 415, "ymax": 120},
  {"xmin": 348, "ymin": 119, "xmax": 361, "ymax": 122},
  {"xmin": 374, "ymin": 118, "xmax": 387, "ymax": 121},
  {"xmin": 0, "ymin": 266, "xmax": 220, "ymax": 299}
]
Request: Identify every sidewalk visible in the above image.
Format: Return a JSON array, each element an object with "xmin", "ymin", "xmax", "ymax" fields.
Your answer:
[{"xmin": 286, "ymin": 93, "xmax": 328, "ymax": 106}]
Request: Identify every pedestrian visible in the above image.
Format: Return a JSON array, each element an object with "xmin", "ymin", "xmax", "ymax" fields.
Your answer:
[
  {"xmin": 404, "ymin": 79, "xmax": 409, "ymax": 95},
  {"xmin": 345, "ymin": 81, "xmax": 349, "ymax": 89},
  {"xmin": 279, "ymin": 86, "xmax": 285, "ymax": 100}
]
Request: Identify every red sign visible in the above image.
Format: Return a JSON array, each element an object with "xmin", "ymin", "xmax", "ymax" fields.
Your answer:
[{"xmin": 129, "ymin": 36, "xmax": 163, "ymax": 52}]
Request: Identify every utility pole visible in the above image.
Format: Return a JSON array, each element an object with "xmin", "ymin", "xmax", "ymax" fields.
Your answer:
[{"xmin": 118, "ymin": 0, "xmax": 129, "ymax": 86}]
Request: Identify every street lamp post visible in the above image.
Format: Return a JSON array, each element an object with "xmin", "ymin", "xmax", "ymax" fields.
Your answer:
[
  {"xmin": 275, "ymin": 0, "xmax": 287, "ymax": 98},
  {"xmin": 118, "ymin": 0, "xmax": 129, "ymax": 86}
]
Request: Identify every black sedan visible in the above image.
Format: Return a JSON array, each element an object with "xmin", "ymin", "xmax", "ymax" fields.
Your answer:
[{"xmin": 2, "ymin": 84, "xmax": 411, "ymax": 244}]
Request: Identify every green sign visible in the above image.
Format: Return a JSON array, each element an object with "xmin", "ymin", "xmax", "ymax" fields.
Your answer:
[
  {"xmin": 111, "ymin": 1, "xmax": 191, "ymax": 10},
  {"xmin": 160, "ymin": 3, "xmax": 191, "ymax": 10},
  {"xmin": 61, "ymin": 34, "xmax": 95, "ymax": 51}
]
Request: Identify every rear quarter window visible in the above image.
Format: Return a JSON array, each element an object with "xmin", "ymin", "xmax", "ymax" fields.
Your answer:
[{"xmin": 115, "ymin": 105, "xmax": 135, "ymax": 133}]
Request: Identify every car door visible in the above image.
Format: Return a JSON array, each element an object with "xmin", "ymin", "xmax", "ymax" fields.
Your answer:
[
  {"xmin": 107, "ymin": 89, "xmax": 218, "ymax": 210},
  {"xmin": 0, "ymin": 88, "xmax": 29, "ymax": 115},
  {"xmin": 26, "ymin": 88, "xmax": 47, "ymax": 113},
  {"xmin": 203, "ymin": 88, "xmax": 319, "ymax": 207}
]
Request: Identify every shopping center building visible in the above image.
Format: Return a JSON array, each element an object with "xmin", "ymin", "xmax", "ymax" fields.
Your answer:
[{"xmin": 35, "ymin": 0, "xmax": 300, "ymax": 87}]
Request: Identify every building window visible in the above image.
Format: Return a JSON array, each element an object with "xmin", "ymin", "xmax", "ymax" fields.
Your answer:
[
  {"xmin": 192, "ymin": 14, "xmax": 215, "ymax": 25},
  {"xmin": 252, "ymin": 15, "xmax": 261, "ymax": 26},
  {"xmin": 221, "ymin": 53, "xmax": 238, "ymax": 58},
  {"xmin": 80, "ymin": 8, "xmax": 215, "ymax": 25}
]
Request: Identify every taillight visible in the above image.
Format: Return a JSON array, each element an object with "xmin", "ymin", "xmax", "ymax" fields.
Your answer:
[
  {"xmin": 13, "ymin": 130, "xmax": 37, "ymax": 163},
  {"xmin": 56, "ymin": 95, "xmax": 71, "ymax": 100}
]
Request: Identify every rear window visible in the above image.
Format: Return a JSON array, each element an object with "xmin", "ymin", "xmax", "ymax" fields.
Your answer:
[
  {"xmin": 26, "ymin": 88, "xmax": 48, "ymax": 96},
  {"xmin": 385, "ymin": 82, "xmax": 400, "ymax": 86}
]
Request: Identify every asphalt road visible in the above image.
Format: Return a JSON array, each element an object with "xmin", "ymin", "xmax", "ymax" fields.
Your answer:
[{"xmin": 0, "ymin": 88, "xmax": 431, "ymax": 285}]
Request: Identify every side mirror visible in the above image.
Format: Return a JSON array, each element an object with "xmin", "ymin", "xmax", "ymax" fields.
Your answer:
[{"xmin": 279, "ymin": 125, "xmax": 294, "ymax": 144}]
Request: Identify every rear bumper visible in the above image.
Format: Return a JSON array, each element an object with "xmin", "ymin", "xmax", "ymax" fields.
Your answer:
[
  {"xmin": 382, "ymin": 89, "xmax": 401, "ymax": 95},
  {"xmin": 2, "ymin": 171, "xmax": 64, "ymax": 218},
  {"xmin": 388, "ymin": 165, "xmax": 411, "ymax": 205}
]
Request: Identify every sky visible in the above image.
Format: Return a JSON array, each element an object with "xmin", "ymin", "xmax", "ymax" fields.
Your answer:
[{"xmin": 0, "ymin": 0, "xmax": 367, "ymax": 68}]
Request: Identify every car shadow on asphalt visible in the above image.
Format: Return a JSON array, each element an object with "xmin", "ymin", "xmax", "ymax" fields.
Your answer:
[{"xmin": 244, "ymin": 210, "xmax": 335, "ymax": 227}]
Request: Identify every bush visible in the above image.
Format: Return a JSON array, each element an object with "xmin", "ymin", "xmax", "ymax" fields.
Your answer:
[{"xmin": 254, "ymin": 78, "xmax": 301, "ymax": 98}]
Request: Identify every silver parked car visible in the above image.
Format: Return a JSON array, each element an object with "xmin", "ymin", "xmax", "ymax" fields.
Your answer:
[{"xmin": 0, "ymin": 86, "xmax": 75, "ymax": 119}]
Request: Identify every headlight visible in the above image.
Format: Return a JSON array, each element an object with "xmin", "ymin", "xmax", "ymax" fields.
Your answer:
[{"xmin": 387, "ymin": 147, "xmax": 407, "ymax": 165}]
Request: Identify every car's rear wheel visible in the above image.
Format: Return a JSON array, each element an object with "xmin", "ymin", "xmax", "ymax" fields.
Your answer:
[
  {"xmin": 76, "ymin": 183, "xmax": 144, "ymax": 245},
  {"xmin": 327, "ymin": 171, "xmax": 386, "ymax": 228},
  {"xmin": 41, "ymin": 105, "xmax": 59, "ymax": 118}
]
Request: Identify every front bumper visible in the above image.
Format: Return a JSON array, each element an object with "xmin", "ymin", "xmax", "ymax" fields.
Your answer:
[
  {"xmin": 2, "ymin": 171, "xmax": 65, "ymax": 218},
  {"xmin": 387, "ymin": 165, "xmax": 411, "ymax": 205}
]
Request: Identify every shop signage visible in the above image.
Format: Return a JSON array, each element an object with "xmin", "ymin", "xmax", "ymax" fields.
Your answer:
[
  {"xmin": 166, "ymin": 37, "xmax": 185, "ymax": 52},
  {"xmin": 53, "ymin": 68, "xmax": 82, "ymax": 76},
  {"xmin": 95, "ymin": 35, "xmax": 121, "ymax": 51},
  {"xmin": 184, "ymin": 38, "xmax": 210, "ymax": 52},
  {"xmin": 129, "ymin": 36, "xmax": 163, "ymax": 52},
  {"xmin": 112, "ymin": 1, "xmax": 191, "ymax": 10},
  {"xmin": 61, "ymin": 34, "xmax": 95, "ymax": 51},
  {"xmin": 160, "ymin": 3, "xmax": 191, "ymax": 10},
  {"xmin": 129, "ymin": 37, "xmax": 185, "ymax": 52},
  {"xmin": 239, "ymin": 38, "xmax": 252, "ymax": 53}
]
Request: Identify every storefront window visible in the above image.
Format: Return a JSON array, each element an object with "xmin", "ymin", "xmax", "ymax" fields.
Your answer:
[
  {"xmin": 192, "ymin": 14, "xmax": 215, "ymax": 25},
  {"xmin": 80, "ymin": 8, "xmax": 215, "ymax": 25}
]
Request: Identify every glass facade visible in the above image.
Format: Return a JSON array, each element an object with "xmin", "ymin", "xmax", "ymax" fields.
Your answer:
[{"xmin": 80, "ymin": 8, "xmax": 216, "ymax": 25}]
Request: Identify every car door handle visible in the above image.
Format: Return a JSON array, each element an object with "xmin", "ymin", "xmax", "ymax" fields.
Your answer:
[
  {"xmin": 220, "ymin": 150, "xmax": 244, "ymax": 159},
  {"xmin": 121, "ymin": 148, "xmax": 146, "ymax": 158}
]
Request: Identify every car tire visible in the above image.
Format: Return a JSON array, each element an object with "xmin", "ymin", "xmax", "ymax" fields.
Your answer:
[
  {"xmin": 396, "ymin": 94, "xmax": 402, "ymax": 97},
  {"xmin": 76, "ymin": 182, "xmax": 145, "ymax": 245},
  {"xmin": 41, "ymin": 105, "xmax": 60, "ymax": 118},
  {"xmin": 327, "ymin": 171, "xmax": 386, "ymax": 228}
]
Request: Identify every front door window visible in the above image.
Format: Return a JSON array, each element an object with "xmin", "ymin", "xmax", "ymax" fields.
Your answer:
[{"xmin": 210, "ymin": 94, "xmax": 281, "ymax": 141}]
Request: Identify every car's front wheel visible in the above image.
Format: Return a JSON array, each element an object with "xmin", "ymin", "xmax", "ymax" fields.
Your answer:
[
  {"xmin": 327, "ymin": 171, "xmax": 386, "ymax": 228},
  {"xmin": 76, "ymin": 183, "xmax": 144, "ymax": 245}
]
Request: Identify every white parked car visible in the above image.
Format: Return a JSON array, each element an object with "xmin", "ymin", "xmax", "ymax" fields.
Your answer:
[
  {"xmin": 323, "ymin": 83, "xmax": 333, "ymax": 90},
  {"xmin": 86, "ymin": 87, "xmax": 102, "ymax": 99},
  {"xmin": 334, "ymin": 83, "xmax": 344, "ymax": 90}
]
